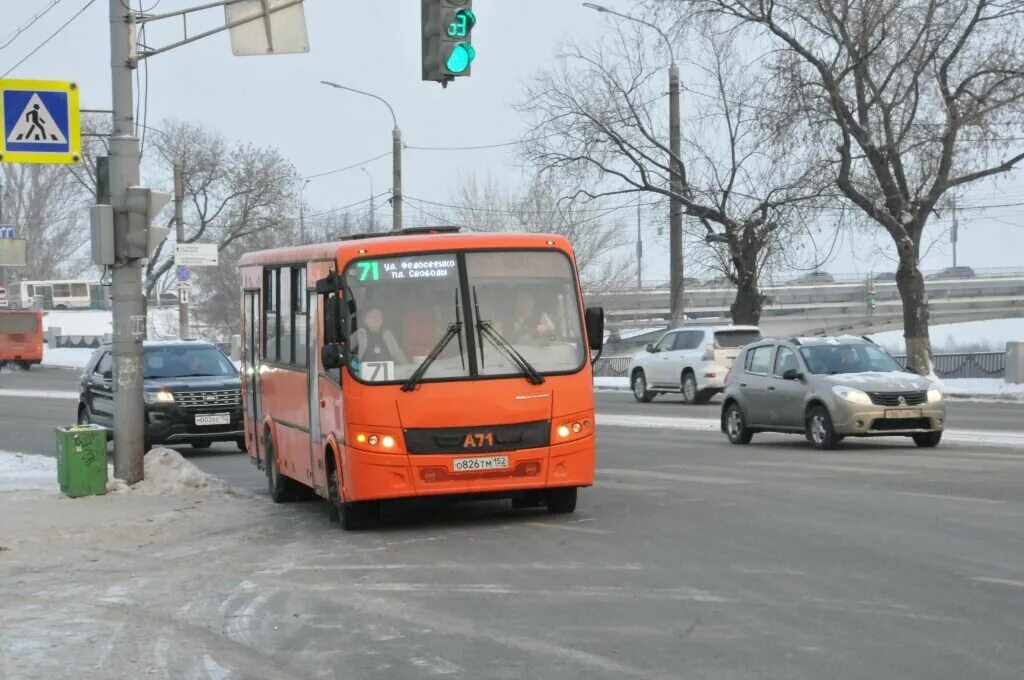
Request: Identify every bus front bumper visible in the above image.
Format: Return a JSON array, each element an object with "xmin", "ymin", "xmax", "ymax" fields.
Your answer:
[{"xmin": 342, "ymin": 436, "xmax": 595, "ymax": 502}]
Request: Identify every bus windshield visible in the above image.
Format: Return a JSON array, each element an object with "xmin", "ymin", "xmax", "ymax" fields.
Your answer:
[
  {"xmin": 0, "ymin": 312, "xmax": 39, "ymax": 334},
  {"xmin": 344, "ymin": 249, "xmax": 585, "ymax": 384}
]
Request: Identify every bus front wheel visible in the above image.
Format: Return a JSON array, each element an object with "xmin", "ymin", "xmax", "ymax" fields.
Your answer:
[
  {"xmin": 546, "ymin": 487, "xmax": 577, "ymax": 514},
  {"xmin": 327, "ymin": 462, "xmax": 376, "ymax": 531}
]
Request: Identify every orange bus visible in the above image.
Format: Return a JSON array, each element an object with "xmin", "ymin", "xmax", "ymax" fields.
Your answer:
[
  {"xmin": 239, "ymin": 227, "xmax": 604, "ymax": 529},
  {"xmin": 0, "ymin": 309, "xmax": 44, "ymax": 370}
]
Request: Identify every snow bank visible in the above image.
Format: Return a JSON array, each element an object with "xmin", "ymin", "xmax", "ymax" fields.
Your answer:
[
  {"xmin": 871, "ymin": 318, "xmax": 1024, "ymax": 353},
  {"xmin": 943, "ymin": 378, "xmax": 1024, "ymax": 400},
  {"xmin": 0, "ymin": 451, "xmax": 58, "ymax": 492},
  {"xmin": 108, "ymin": 448, "xmax": 232, "ymax": 495},
  {"xmin": 41, "ymin": 310, "xmax": 112, "ymax": 336},
  {"xmin": 595, "ymin": 376, "xmax": 631, "ymax": 391},
  {"xmin": 41, "ymin": 346, "xmax": 95, "ymax": 370}
]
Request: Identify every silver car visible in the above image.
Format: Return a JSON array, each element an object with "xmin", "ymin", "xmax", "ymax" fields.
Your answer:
[{"xmin": 720, "ymin": 336, "xmax": 946, "ymax": 449}]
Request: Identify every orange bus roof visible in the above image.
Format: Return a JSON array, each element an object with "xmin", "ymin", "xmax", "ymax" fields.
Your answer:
[{"xmin": 238, "ymin": 230, "xmax": 573, "ymax": 268}]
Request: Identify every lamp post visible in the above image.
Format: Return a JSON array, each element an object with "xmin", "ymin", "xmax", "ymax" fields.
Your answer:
[
  {"xmin": 582, "ymin": 3, "xmax": 684, "ymax": 322},
  {"xmin": 360, "ymin": 167, "xmax": 375, "ymax": 232},
  {"xmin": 321, "ymin": 81, "xmax": 402, "ymax": 232},
  {"xmin": 298, "ymin": 179, "xmax": 311, "ymax": 243}
]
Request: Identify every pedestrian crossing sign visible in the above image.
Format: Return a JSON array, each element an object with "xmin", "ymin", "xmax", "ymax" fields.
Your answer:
[{"xmin": 0, "ymin": 79, "xmax": 80, "ymax": 164}]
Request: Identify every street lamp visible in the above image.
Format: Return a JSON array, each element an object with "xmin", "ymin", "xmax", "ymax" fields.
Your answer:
[
  {"xmin": 582, "ymin": 3, "xmax": 685, "ymax": 322},
  {"xmin": 298, "ymin": 179, "xmax": 311, "ymax": 244},
  {"xmin": 320, "ymin": 81, "xmax": 402, "ymax": 232},
  {"xmin": 360, "ymin": 167, "xmax": 375, "ymax": 232}
]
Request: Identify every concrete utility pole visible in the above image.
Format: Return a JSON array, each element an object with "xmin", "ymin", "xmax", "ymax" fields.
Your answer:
[
  {"xmin": 298, "ymin": 179, "xmax": 310, "ymax": 243},
  {"xmin": 320, "ymin": 81, "xmax": 402, "ymax": 231},
  {"xmin": 109, "ymin": 0, "xmax": 145, "ymax": 483},
  {"xmin": 174, "ymin": 162, "xmax": 188, "ymax": 340},
  {"xmin": 360, "ymin": 167, "xmax": 375, "ymax": 232},
  {"xmin": 582, "ymin": 3, "xmax": 685, "ymax": 322},
  {"xmin": 636, "ymin": 197, "xmax": 643, "ymax": 289}
]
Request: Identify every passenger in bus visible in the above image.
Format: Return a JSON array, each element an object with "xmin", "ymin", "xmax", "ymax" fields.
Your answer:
[
  {"xmin": 402, "ymin": 289, "xmax": 440, "ymax": 359},
  {"xmin": 353, "ymin": 307, "xmax": 408, "ymax": 364},
  {"xmin": 504, "ymin": 291, "xmax": 556, "ymax": 345}
]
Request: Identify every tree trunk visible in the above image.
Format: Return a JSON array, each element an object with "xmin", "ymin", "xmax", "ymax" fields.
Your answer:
[
  {"xmin": 896, "ymin": 256, "xmax": 932, "ymax": 375},
  {"xmin": 730, "ymin": 280, "xmax": 765, "ymax": 326}
]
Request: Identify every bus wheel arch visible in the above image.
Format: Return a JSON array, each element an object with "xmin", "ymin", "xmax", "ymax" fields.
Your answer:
[{"xmin": 263, "ymin": 424, "xmax": 294, "ymax": 503}]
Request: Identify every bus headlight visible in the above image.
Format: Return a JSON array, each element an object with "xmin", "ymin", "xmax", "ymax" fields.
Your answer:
[
  {"xmin": 555, "ymin": 418, "xmax": 591, "ymax": 442},
  {"xmin": 557, "ymin": 425, "xmax": 571, "ymax": 438}
]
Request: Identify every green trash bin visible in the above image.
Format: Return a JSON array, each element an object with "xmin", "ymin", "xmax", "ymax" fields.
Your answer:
[{"xmin": 56, "ymin": 425, "xmax": 109, "ymax": 498}]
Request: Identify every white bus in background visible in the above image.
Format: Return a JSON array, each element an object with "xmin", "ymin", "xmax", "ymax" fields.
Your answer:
[{"xmin": 18, "ymin": 280, "xmax": 98, "ymax": 310}]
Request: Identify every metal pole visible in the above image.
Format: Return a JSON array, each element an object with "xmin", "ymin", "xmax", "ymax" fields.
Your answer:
[
  {"xmin": 174, "ymin": 162, "xmax": 188, "ymax": 340},
  {"xmin": 298, "ymin": 179, "xmax": 309, "ymax": 244},
  {"xmin": 669, "ymin": 63, "xmax": 684, "ymax": 324},
  {"xmin": 636, "ymin": 197, "xmax": 642, "ymax": 289},
  {"xmin": 951, "ymin": 204, "xmax": 958, "ymax": 268},
  {"xmin": 109, "ymin": 0, "xmax": 146, "ymax": 483},
  {"xmin": 392, "ymin": 127, "xmax": 402, "ymax": 231}
]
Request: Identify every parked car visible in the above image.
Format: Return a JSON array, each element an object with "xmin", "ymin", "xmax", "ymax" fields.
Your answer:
[
  {"xmin": 927, "ymin": 266, "xmax": 976, "ymax": 280},
  {"xmin": 701, "ymin": 276, "xmax": 733, "ymax": 288},
  {"xmin": 629, "ymin": 325, "xmax": 763, "ymax": 405},
  {"xmin": 0, "ymin": 286, "xmax": 8, "ymax": 308},
  {"xmin": 720, "ymin": 336, "xmax": 945, "ymax": 450},
  {"xmin": 790, "ymin": 270, "xmax": 835, "ymax": 285},
  {"xmin": 78, "ymin": 339, "xmax": 245, "ymax": 451},
  {"xmin": 871, "ymin": 272, "xmax": 897, "ymax": 282}
]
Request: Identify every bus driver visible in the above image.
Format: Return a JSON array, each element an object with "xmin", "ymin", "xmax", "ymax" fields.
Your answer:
[{"xmin": 353, "ymin": 307, "xmax": 408, "ymax": 365}]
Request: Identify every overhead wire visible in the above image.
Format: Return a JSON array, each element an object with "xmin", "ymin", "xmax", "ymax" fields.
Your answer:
[
  {"xmin": 1, "ymin": 0, "xmax": 97, "ymax": 78},
  {"xmin": 0, "ymin": 1, "xmax": 67, "ymax": 52}
]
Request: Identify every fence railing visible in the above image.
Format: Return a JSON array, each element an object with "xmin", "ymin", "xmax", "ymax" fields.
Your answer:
[{"xmin": 594, "ymin": 352, "xmax": 1008, "ymax": 380}]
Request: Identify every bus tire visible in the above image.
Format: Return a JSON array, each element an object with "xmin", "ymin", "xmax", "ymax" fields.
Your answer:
[
  {"xmin": 17, "ymin": 361, "xmax": 31, "ymax": 371},
  {"xmin": 264, "ymin": 431, "xmax": 294, "ymax": 503},
  {"xmin": 326, "ymin": 454, "xmax": 374, "ymax": 530},
  {"xmin": 545, "ymin": 487, "xmax": 577, "ymax": 514}
]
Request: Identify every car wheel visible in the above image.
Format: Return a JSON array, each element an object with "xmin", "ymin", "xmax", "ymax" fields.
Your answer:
[
  {"xmin": 546, "ymin": 487, "xmax": 577, "ymax": 514},
  {"xmin": 724, "ymin": 403, "xmax": 753, "ymax": 445},
  {"xmin": 77, "ymin": 405, "xmax": 90, "ymax": 426},
  {"xmin": 190, "ymin": 439, "xmax": 212, "ymax": 450},
  {"xmin": 265, "ymin": 432, "xmax": 294, "ymax": 503},
  {"xmin": 632, "ymin": 371, "xmax": 655, "ymax": 403},
  {"xmin": 912, "ymin": 431, "xmax": 942, "ymax": 448},
  {"xmin": 327, "ymin": 457, "xmax": 375, "ymax": 530},
  {"xmin": 235, "ymin": 437, "xmax": 248, "ymax": 453},
  {"xmin": 807, "ymin": 405, "xmax": 840, "ymax": 450},
  {"xmin": 681, "ymin": 371, "xmax": 698, "ymax": 405}
]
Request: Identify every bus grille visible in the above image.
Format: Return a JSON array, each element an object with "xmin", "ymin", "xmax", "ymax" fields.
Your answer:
[{"xmin": 173, "ymin": 389, "xmax": 242, "ymax": 410}]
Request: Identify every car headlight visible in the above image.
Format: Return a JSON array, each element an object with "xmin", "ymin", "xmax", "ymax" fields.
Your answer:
[
  {"xmin": 927, "ymin": 388, "xmax": 943, "ymax": 403},
  {"xmin": 144, "ymin": 391, "xmax": 175, "ymax": 404},
  {"xmin": 832, "ymin": 385, "xmax": 872, "ymax": 405}
]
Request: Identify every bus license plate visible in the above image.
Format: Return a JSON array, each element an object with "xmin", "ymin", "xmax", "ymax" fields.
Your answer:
[
  {"xmin": 885, "ymin": 409, "xmax": 921, "ymax": 419},
  {"xmin": 453, "ymin": 456, "xmax": 510, "ymax": 472},
  {"xmin": 196, "ymin": 413, "xmax": 231, "ymax": 426}
]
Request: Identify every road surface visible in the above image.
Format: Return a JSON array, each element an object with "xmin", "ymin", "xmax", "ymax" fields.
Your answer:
[{"xmin": 2, "ymin": 365, "xmax": 1024, "ymax": 678}]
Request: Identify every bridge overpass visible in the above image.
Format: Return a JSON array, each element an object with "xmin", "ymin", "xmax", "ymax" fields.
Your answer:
[{"xmin": 588, "ymin": 268, "xmax": 1024, "ymax": 337}]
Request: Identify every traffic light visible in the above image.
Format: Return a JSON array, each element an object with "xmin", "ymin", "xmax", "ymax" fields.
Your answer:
[
  {"xmin": 868, "ymin": 291, "xmax": 878, "ymax": 310},
  {"xmin": 422, "ymin": 0, "xmax": 476, "ymax": 86}
]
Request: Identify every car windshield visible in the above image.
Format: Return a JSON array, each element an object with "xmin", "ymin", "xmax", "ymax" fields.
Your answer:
[
  {"xmin": 344, "ymin": 250, "xmax": 585, "ymax": 384},
  {"xmin": 143, "ymin": 346, "xmax": 237, "ymax": 379},
  {"xmin": 0, "ymin": 312, "xmax": 38, "ymax": 334},
  {"xmin": 799, "ymin": 343, "xmax": 904, "ymax": 375}
]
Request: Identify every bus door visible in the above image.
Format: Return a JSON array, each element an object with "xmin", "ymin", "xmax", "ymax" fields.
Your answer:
[
  {"xmin": 306, "ymin": 290, "xmax": 325, "ymax": 494},
  {"xmin": 243, "ymin": 290, "xmax": 262, "ymax": 462},
  {"xmin": 40, "ymin": 286, "xmax": 54, "ymax": 310}
]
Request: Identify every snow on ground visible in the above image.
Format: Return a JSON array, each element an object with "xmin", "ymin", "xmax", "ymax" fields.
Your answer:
[
  {"xmin": 595, "ymin": 376, "xmax": 631, "ymax": 390},
  {"xmin": 943, "ymin": 379, "xmax": 1024, "ymax": 400},
  {"xmin": 871, "ymin": 318, "xmax": 1024, "ymax": 353},
  {"xmin": 0, "ymin": 448, "xmax": 232, "ymax": 496},
  {"xmin": 40, "ymin": 310, "xmax": 111, "ymax": 336},
  {"xmin": 41, "ymin": 346, "xmax": 95, "ymax": 370},
  {"xmin": 0, "ymin": 451, "xmax": 58, "ymax": 492}
]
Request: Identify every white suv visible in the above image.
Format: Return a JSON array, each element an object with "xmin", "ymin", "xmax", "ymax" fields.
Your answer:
[{"xmin": 629, "ymin": 325, "xmax": 762, "ymax": 404}]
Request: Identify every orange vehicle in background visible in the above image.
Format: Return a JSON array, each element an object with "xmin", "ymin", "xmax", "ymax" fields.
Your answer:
[
  {"xmin": 238, "ymin": 227, "xmax": 604, "ymax": 529},
  {"xmin": 0, "ymin": 309, "xmax": 44, "ymax": 370}
]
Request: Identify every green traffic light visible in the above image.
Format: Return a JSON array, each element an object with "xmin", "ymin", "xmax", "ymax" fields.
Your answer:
[
  {"xmin": 447, "ymin": 9, "xmax": 476, "ymax": 37},
  {"xmin": 446, "ymin": 43, "xmax": 476, "ymax": 73}
]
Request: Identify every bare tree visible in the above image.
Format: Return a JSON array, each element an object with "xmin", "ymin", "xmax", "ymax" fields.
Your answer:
[
  {"xmin": 666, "ymin": 0, "xmax": 1024, "ymax": 372},
  {"xmin": 444, "ymin": 173, "xmax": 636, "ymax": 293},
  {"xmin": 516, "ymin": 25, "xmax": 829, "ymax": 325},
  {"xmin": 148, "ymin": 120, "xmax": 300, "ymax": 337}
]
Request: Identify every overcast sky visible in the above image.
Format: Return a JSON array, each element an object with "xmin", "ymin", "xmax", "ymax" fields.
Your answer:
[{"xmin": 2, "ymin": 0, "xmax": 1024, "ymax": 281}]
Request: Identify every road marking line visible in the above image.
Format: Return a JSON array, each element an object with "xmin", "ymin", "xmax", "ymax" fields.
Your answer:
[
  {"xmin": 600, "ymin": 468, "xmax": 749, "ymax": 485},
  {"xmin": 523, "ymin": 521, "xmax": 610, "ymax": 535},
  {"xmin": 0, "ymin": 388, "xmax": 78, "ymax": 400},
  {"xmin": 969, "ymin": 577, "xmax": 1024, "ymax": 589},
  {"xmin": 895, "ymin": 491, "xmax": 1006, "ymax": 504}
]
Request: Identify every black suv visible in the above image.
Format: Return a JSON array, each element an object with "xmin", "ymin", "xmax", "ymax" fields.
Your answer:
[{"xmin": 78, "ymin": 340, "xmax": 245, "ymax": 451}]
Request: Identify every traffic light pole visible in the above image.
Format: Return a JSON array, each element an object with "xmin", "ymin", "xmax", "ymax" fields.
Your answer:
[
  {"xmin": 174, "ymin": 162, "xmax": 189, "ymax": 340},
  {"xmin": 109, "ymin": 0, "xmax": 146, "ymax": 483}
]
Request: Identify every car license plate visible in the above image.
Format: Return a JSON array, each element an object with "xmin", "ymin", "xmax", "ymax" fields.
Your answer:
[
  {"xmin": 886, "ymin": 409, "xmax": 921, "ymax": 419},
  {"xmin": 453, "ymin": 455, "xmax": 510, "ymax": 472},
  {"xmin": 195, "ymin": 413, "xmax": 231, "ymax": 426}
]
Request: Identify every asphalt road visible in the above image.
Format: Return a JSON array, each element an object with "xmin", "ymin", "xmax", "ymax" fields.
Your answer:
[{"xmin": 3, "ymin": 365, "xmax": 1024, "ymax": 678}]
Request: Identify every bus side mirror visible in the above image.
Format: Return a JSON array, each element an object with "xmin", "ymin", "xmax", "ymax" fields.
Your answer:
[
  {"xmin": 585, "ymin": 307, "xmax": 604, "ymax": 352},
  {"xmin": 321, "ymin": 343, "xmax": 346, "ymax": 370}
]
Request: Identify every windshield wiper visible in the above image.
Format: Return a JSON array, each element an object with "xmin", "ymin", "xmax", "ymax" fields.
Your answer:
[
  {"xmin": 476, "ymin": 320, "xmax": 545, "ymax": 385},
  {"xmin": 401, "ymin": 291, "xmax": 465, "ymax": 392}
]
